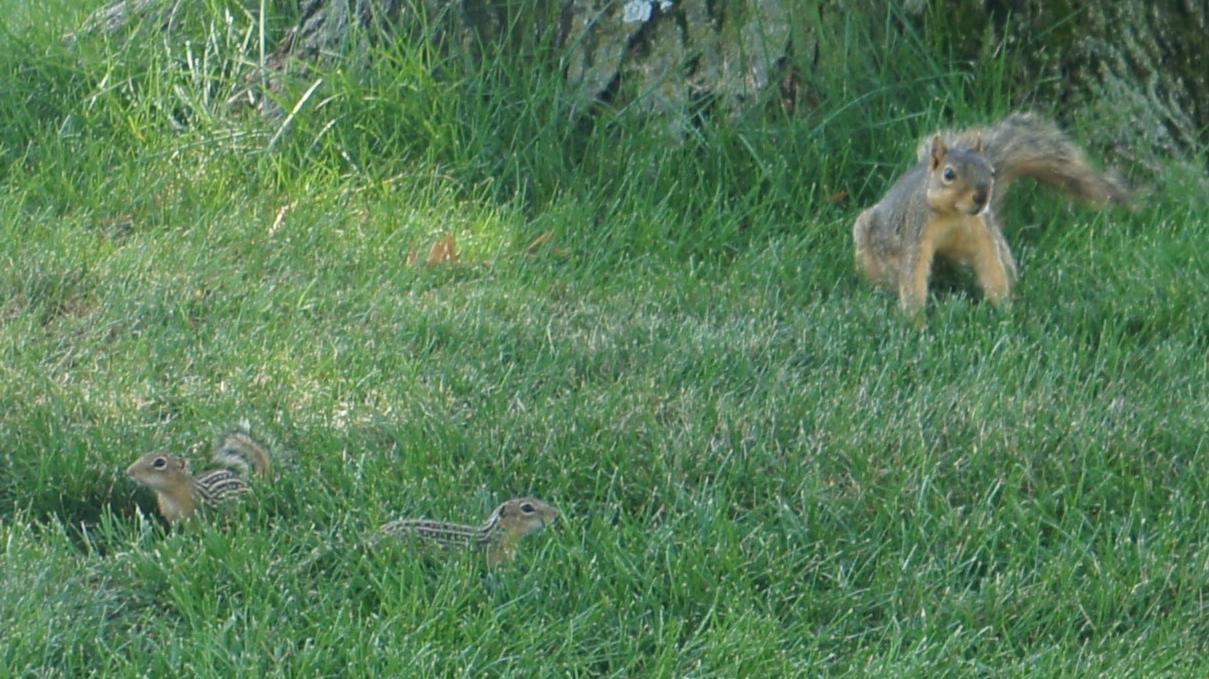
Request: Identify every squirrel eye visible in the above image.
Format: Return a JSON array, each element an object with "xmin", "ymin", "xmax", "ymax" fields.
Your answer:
[
  {"xmin": 152, "ymin": 457, "xmax": 167, "ymax": 469},
  {"xmin": 942, "ymin": 167, "xmax": 957, "ymax": 182},
  {"xmin": 520, "ymin": 503, "xmax": 535, "ymax": 514}
]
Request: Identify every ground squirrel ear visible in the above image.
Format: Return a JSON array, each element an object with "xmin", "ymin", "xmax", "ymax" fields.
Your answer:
[
  {"xmin": 930, "ymin": 135, "xmax": 946, "ymax": 169},
  {"xmin": 973, "ymin": 132, "xmax": 985, "ymax": 154}
]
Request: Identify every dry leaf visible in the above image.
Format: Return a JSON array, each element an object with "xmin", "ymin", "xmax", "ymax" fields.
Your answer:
[
  {"xmin": 829, "ymin": 191, "xmax": 849, "ymax": 203},
  {"xmin": 525, "ymin": 230, "xmax": 553, "ymax": 254},
  {"xmin": 269, "ymin": 202, "xmax": 296, "ymax": 237},
  {"xmin": 426, "ymin": 234, "xmax": 459, "ymax": 266},
  {"xmin": 406, "ymin": 247, "xmax": 421, "ymax": 266}
]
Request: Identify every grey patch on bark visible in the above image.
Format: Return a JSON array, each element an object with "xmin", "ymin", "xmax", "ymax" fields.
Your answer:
[
  {"xmin": 64, "ymin": 0, "xmax": 182, "ymax": 42},
  {"xmin": 562, "ymin": 0, "xmax": 793, "ymax": 136}
]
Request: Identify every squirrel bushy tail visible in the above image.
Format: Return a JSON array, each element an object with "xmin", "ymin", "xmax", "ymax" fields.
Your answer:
[
  {"xmin": 923, "ymin": 112, "xmax": 1131, "ymax": 209},
  {"xmin": 213, "ymin": 423, "xmax": 273, "ymax": 479},
  {"xmin": 856, "ymin": 111, "xmax": 1132, "ymax": 323}
]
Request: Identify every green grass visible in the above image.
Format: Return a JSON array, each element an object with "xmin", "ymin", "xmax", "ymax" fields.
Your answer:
[{"xmin": 2, "ymin": 1, "xmax": 1208, "ymax": 675}]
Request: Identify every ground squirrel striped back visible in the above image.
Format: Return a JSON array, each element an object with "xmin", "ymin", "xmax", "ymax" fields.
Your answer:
[
  {"xmin": 191, "ymin": 468, "xmax": 254, "ymax": 505},
  {"xmin": 377, "ymin": 497, "xmax": 561, "ymax": 564},
  {"xmin": 126, "ymin": 424, "xmax": 274, "ymax": 524}
]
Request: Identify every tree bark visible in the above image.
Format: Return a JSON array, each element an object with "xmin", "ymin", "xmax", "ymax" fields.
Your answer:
[
  {"xmin": 68, "ymin": 0, "xmax": 1209, "ymax": 160},
  {"xmin": 561, "ymin": 0, "xmax": 795, "ymax": 135},
  {"xmin": 940, "ymin": 1, "xmax": 1208, "ymax": 165},
  {"xmin": 65, "ymin": 0, "xmax": 180, "ymax": 41}
]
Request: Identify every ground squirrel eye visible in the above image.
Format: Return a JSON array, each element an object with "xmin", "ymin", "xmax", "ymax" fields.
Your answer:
[
  {"xmin": 943, "ymin": 167, "xmax": 957, "ymax": 182},
  {"xmin": 152, "ymin": 457, "xmax": 167, "ymax": 469},
  {"xmin": 520, "ymin": 503, "xmax": 535, "ymax": 514}
]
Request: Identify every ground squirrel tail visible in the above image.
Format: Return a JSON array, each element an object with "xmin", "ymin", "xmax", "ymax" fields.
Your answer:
[{"xmin": 212, "ymin": 423, "xmax": 272, "ymax": 479}]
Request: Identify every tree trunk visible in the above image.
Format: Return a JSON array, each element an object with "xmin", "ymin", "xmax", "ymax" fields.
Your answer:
[
  {"xmin": 939, "ymin": 1, "xmax": 1208, "ymax": 166},
  {"xmin": 69, "ymin": 0, "xmax": 1209, "ymax": 161},
  {"xmin": 561, "ymin": 0, "xmax": 796, "ymax": 136}
]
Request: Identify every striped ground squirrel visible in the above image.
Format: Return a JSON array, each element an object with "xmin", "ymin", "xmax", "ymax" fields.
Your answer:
[
  {"xmin": 377, "ymin": 497, "xmax": 561, "ymax": 565},
  {"xmin": 127, "ymin": 427, "xmax": 272, "ymax": 525}
]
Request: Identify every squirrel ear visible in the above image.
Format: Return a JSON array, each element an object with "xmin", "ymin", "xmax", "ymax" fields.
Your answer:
[
  {"xmin": 930, "ymin": 135, "xmax": 947, "ymax": 169},
  {"xmin": 973, "ymin": 132, "xmax": 985, "ymax": 154}
]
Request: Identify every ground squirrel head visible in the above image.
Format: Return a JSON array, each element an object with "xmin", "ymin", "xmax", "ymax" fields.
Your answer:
[
  {"xmin": 127, "ymin": 452, "xmax": 191, "ymax": 492},
  {"xmin": 925, "ymin": 135, "xmax": 994, "ymax": 216},
  {"xmin": 491, "ymin": 496, "xmax": 561, "ymax": 539}
]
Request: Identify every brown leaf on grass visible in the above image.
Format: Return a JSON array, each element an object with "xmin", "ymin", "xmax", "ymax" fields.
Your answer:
[
  {"xmin": 425, "ymin": 234, "xmax": 459, "ymax": 266},
  {"xmin": 525, "ymin": 230, "xmax": 553, "ymax": 254},
  {"xmin": 269, "ymin": 202, "xmax": 296, "ymax": 237},
  {"xmin": 829, "ymin": 191, "xmax": 849, "ymax": 203},
  {"xmin": 525, "ymin": 231, "xmax": 572, "ymax": 260}
]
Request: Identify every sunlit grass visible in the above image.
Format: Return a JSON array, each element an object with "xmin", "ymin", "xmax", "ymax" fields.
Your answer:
[{"xmin": 1, "ymin": 0, "xmax": 1207, "ymax": 675}]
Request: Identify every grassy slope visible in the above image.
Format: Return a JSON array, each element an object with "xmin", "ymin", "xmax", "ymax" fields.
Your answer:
[{"xmin": 2, "ymin": 1, "xmax": 1208, "ymax": 675}]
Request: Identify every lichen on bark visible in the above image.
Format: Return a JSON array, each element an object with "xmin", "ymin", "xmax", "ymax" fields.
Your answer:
[{"xmin": 562, "ymin": 0, "xmax": 794, "ymax": 134}]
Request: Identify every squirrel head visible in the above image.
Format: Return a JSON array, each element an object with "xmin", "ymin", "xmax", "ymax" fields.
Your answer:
[
  {"xmin": 127, "ymin": 452, "xmax": 191, "ymax": 491},
  {"xmin": 926, "ymin": 135, "xmax": 994, "ymax": 216},
  {"xmin": 492, "ymin": 497, "xmax": 561, "ymax": 539}
]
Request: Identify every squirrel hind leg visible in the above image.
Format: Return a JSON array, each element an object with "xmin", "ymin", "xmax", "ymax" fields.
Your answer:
[
  {"xmin": 853, "ymin": 210, "xmax": 898, "ymax": 290},
  {"xmin": 855, "ymin": 244, "xmax": 884, "ymax": 286}
]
